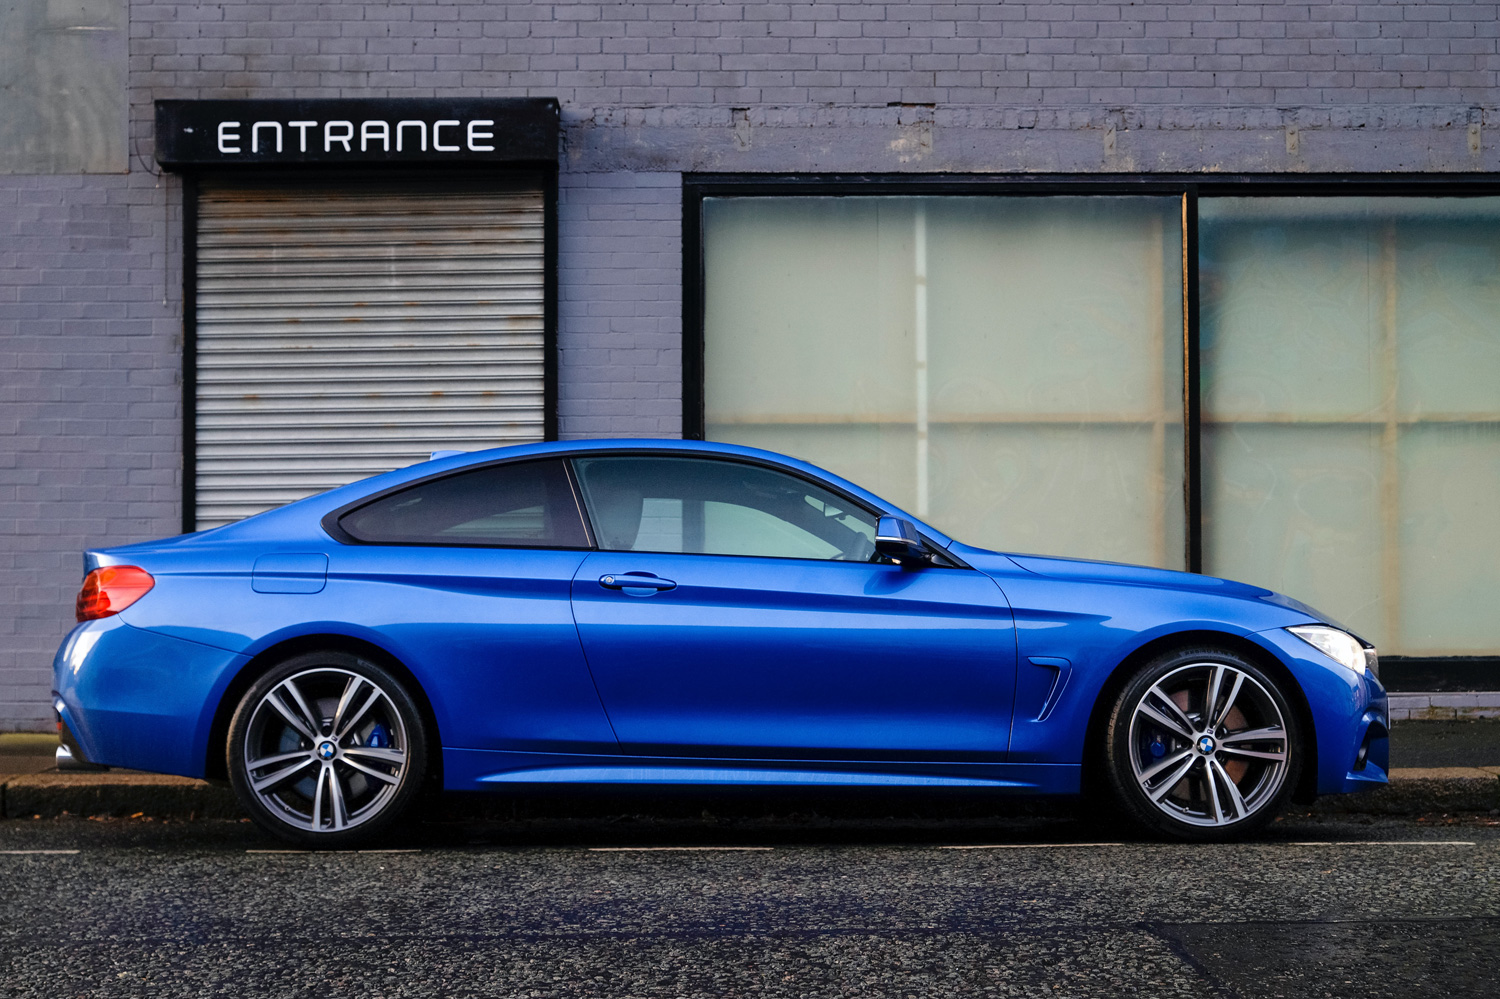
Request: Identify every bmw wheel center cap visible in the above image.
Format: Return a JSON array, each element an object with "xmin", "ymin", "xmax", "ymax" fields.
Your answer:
[
  {"xmin": 1197, "ymin": 735, "xmax": 1217, "ymax": 755},
  {"xmin": 317, "ymin": 741, "xmax": 337, "ymax": 760}
]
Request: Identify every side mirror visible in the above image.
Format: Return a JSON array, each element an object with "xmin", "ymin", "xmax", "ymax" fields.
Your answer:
[{"xmin": 875, "ymin": 516, "xmax": 931, "ymax": 565}]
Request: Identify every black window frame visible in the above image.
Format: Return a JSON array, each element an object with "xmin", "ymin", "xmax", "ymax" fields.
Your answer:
[
  {"xmin": 322, "ymin": 448, "xmax": 963, "ymax": 566},
  {"xmin": 683, "ymin": 172, "xmax": 1500, "ymax": 680}
]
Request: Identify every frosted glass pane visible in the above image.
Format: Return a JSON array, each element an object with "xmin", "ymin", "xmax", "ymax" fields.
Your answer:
[
  {"xmin": 701, "ymin": 423, "xmax": 919, "ymax": 513},
  {"xmin": 1399, "ymin": 424, "xmax": 1500, "ymax": 654},
  {"xmin": 704, "ymin": 198, "xmax": 917, "ymax": 422},
  {"xmin": 1394, "ymin": 225, "xmax": 1500, "ymax": 417},
  {"xmin": 1203, "ymin": 425, "xmax": 1386, "ymax": 645},
  {"xmin": 930, "ymin": 424, "xmax": 1181, "ymax": 567},
  {"xmin": 1201, "ymin": 196, "xmax": 1500, "ymax": 654},
  {"xmin": 1199, "ymin": 207, "xmax": 1384, "ymax": 420},
  {"xmin": 924, "ymin": 199, "xmax": 1179, "ymax": 417},
  {"xmin": 704, "ymin": 195, "xmax": 1185, "ymax": 567},
  {"xmin": 1202, "ymin": 196, "xmax": 1500, "ymax": 421}
]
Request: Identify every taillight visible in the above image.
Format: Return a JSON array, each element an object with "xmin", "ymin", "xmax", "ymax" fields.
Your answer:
[{"xmin": 75, "ymin": 566, "xmax": 155, "ymax": 622}]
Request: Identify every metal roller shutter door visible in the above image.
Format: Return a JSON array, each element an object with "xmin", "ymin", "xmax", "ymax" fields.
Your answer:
[{"xmin": 193, "ymin": 181, "xmax": 546, "ymax": 529}]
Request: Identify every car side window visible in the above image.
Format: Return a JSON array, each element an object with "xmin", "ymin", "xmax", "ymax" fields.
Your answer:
[
  {"xmin": 571, "ymin": 456, "xmax": 879, "ymax": 561},
  {"xmin": 338, "ymin": 458, "xmax": 589, "ymax": 547}
]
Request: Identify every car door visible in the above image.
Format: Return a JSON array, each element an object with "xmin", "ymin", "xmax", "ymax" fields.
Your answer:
[
  {"xmin": 326, "ymin": 457, "xmax": 617, "ymax": 755},
  {"xmin": 567, "ymin": 454, "xmax": 1017, "ymax": 759}
]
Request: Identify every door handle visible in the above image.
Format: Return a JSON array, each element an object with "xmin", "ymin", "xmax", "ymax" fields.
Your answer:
[{"xmin": 599, "ymin": 573, "xmax": 677, "ymax": 592}]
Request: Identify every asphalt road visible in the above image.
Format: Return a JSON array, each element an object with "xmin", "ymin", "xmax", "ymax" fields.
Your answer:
[{"xmin": 2, "ymin": 812, "xmax": 1497, "ymax": 999}]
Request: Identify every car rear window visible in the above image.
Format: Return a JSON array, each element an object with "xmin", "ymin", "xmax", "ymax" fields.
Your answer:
[{"xmin": 338, "ymin": 458, "xmax": 589, "ymax": 547}]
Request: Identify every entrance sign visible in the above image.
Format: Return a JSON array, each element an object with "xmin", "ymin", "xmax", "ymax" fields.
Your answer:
[{"xmin": 155, "ymin": 98, "xmax": 558, "ymax": 167}]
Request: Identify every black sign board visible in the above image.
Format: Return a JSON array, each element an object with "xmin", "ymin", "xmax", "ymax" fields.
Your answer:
[{"xmin": 155, "ymin": 98, "xmax": 558, "ymax": 168}]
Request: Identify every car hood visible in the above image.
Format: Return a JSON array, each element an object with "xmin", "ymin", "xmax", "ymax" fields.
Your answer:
[{"xmin": 951, "ymin": 545, "xmax": 1338, "ymax": 628}]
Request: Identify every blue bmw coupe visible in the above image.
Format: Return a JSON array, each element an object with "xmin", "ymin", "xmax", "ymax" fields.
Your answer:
[{"xmin": 53, "ymin": 439, "xmax": 1388, "ymax": 844}]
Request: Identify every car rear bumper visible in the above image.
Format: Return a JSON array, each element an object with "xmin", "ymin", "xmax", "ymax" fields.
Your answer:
[{"xmin": 52, "ymin": 616, "xmax": 251, "ymax": 778}]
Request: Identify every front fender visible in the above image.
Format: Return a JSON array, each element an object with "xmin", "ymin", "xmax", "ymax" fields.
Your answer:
[
  {"xmin": 1246, "ymin": 627, "xmax": 1388, "ymax": 795},
  {"xmin": 992, "ymin": 564, "xmax": 1313, "ymax": 765}
]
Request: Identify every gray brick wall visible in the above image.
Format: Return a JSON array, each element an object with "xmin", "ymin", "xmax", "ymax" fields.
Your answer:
[
  {"xmin": 0, "ymin": 173, "xmax": 181, "ymax": 729},
  {"xmin": 145, "ymin": 2, "xmax": 1496, "ymax": 91},
  {"xmin": 557, "ymin": 170, "xmax": 682, "ymax": 439},
  {"xmin": 125, "ymin": 2, "xmax": 1500, "ymax": 173},
  {"xmin": 4, "ymin": 0, "xmax": 1500, "ymax": 728}
]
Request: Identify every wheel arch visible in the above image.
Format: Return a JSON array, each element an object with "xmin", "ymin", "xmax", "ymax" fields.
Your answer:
[
  {"xmin": 204, "ymin": 633, "xmax": 442, "ymax": 785},
  {"xmin": 1080, "ymin": 629, "xmax": 1320, "ymax": 805}
]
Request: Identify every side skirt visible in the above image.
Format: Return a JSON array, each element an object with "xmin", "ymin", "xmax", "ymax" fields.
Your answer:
[{"xmin": 443, "ymin": 748, "xmax": 1082, "ymax": 795}]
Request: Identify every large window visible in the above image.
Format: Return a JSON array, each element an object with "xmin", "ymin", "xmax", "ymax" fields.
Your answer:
[
  {"xmin": 693, "ymin": 184, "xmax": 1500, "ymax": 658},
  {"xmin": 1200, "ymin": 198, "xmax": 1500, "ymax": 655},
  {"xmin": 702, "ymin": 196, "xmax": 1185, "ymax": 570}
]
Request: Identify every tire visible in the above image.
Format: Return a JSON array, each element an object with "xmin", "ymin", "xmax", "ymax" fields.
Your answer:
[
  {"xmin": 227, "ymin": 651, "xmax": 428, "ymax": 847},
  {"xmin": 1103, "ymin": 646, "xmax": 1302, "ymax": 842}
]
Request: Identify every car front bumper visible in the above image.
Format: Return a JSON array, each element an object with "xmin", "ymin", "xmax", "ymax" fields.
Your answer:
[{"xmin": 1250, "ymin": 626, "xmax": 1389, "ymax": 797}]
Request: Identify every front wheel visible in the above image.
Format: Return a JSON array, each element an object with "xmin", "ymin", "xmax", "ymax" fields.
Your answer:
[
  {"xmin": 227, "ymin": 651, "xmax": 428, "ymax": 847},
  {"xmin": 1103, "ymin": 647, "xmax": 1302, "ymax": 841}
]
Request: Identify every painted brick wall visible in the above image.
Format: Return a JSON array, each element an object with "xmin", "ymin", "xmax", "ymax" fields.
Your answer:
[
  {"xmin": 3, "ymin": 0, "xmax": 1499, "ymax": 727},
  {"xmin": 127, "ymin": 1, "xmax": 1500, "ymax": 107},
  {"xmin": 557, "ymin": 170, "xmax": 682, "ymax": 438},
  {"xmin": 124, "ymin": 1, "xmax": 1500, "ymax": 175},
  {"xmin": 0, "ymin": 173, "xmax": 181, "ymax": 729}
]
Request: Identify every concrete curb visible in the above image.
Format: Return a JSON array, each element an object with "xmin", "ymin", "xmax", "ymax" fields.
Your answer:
[
  {"xmin": 1, "ymin": 773, "xmax": 242, "ymax": 820},
  {"xmin": 2, "ymin": 771, "xmax": 1496, "ymax": 822},
  {"xmin": 1388, "ymin": 691, "xmax": 1500, "ymax": 721}
]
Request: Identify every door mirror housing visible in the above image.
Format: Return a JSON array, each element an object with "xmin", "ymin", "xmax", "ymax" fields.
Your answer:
[{"xmin": 874, "ymin": 516, "xmax": 932, "ymax": 565}]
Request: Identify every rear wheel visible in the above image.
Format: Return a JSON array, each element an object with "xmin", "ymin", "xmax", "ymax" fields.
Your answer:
[
  {"xmin": 227, "ymin": 651, "xmax": 428, "ymax": 847},
  {"xmin": 1103, "ymin": 647, "xmax": 1301, "ymax": 841}
]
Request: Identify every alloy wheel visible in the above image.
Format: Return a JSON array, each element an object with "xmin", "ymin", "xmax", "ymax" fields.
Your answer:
[
  {"xmin": 1125, "ymin": 661, "xmax": 1290, "ymax": 828},
  {"xmin": 240, "ymin": 667, "xmax": 411, "ymax": 834}
]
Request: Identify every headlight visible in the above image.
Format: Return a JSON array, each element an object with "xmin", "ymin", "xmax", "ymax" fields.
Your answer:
[{"xmin": 1286, "ymin": 624, "xmax": 1371, "ymax": 675}]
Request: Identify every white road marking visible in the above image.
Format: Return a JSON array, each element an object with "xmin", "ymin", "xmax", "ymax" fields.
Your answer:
[
  {"xmin": 940, "ymin": 842, "xmax": 1126, "ymax": 850},
  {"xmin": 588, "ymin": 846, "xmax": 774, "ymax": 852},
  {"xmin": 942, "ymin": 840, "xmax": 1481, "ymax": 850},
  {"xmin": 1285, "ymin": 840, "xmax": 1476, "ymax": 847},
  {"xmin": 0, "ymin": 849, "xmax": 80, "ymax": 855},
  {"xmin": 245, "ymin": 848, "xmax": 422, "ymax": 854}
]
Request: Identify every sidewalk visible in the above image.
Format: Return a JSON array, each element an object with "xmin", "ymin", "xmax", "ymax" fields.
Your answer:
[
  {"xmin": 0, "ymin": 732, "xmax": 241, "ymax": 819},
  {"xmin": 3, "ymin": 714, "xmax": 1498, "ymax": 821}
]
